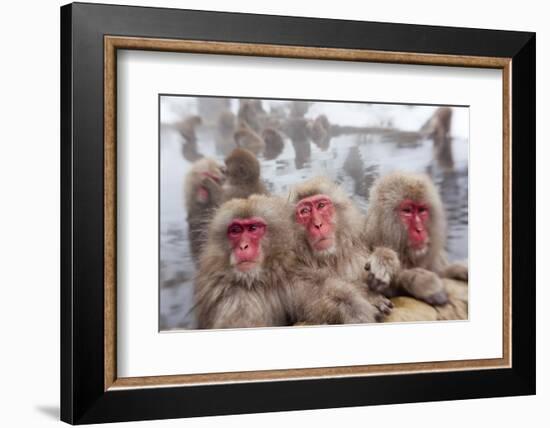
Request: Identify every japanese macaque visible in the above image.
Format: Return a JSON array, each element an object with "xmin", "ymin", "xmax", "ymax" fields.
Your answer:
[
  {"xmin": 283, "ymin": 117, "xmax": 311, "ymax": 169},
  {"xmin": 215, "ymin": 111, "xmax": 238, "ymax": 156},
  {"xmin": 421, "ymin": 107, "xmax": 454, "ymax": 170},
  {"xmin": 364, "ymin": 171, "xmax": 468, "ymax": 307},
  {"xmin": 421, "ymin": 107, "xmax": 452, "ymax": 140},
  {"xmin": 222, "ymin": 148, "xmax": 268, "ymax": 201},
  {"xmin": 289, "ymin": 101, "xmax": 311, "ymax": 118},
  {"xmin": 176, "ymin": 115, "xmax": 202, "ymax": 143},
  {"xmin": 307, "ymin": 114, "xmax": 331, "ymax": 151},
  {"xmin": 234, "ymin": 122, "xmax": 266, "ymax": 156},
  {"xmin": 194, "ymin": 195, "xmax": 295, "ymax": 329},
  {"xmin": 289, "ymin": 176, "xmax": 400, "ymax": 322},
  {"xmin": 184, "ymin": 158, "xmax": 226, "ymax": 262},
  {"xmin": 217, "ymin": 110, "xmax": 237, "ymax": 138},
  {"xmin": 237, "ymin": 99, "xmax": 266, "ymax": 133},
  {"xmin": 261, "ymin": 128, "xmax": 285, "ymax": 160}
]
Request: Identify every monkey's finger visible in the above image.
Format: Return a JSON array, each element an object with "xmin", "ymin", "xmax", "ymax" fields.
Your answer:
[{"xmin": 380, "ymin": 304, "xmax": 392, "ymax": 315}]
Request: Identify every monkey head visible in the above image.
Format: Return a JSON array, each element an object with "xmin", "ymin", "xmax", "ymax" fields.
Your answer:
[
  {"xmin": 205, "ymin": 195, "xmax": 294, "ymax": 280},
  {"xmin": 367, "ymin": 172, "xmax": 446, "ymax": 262},
  {"xmin": 227, "ymin": 216, "xmax": 266, "ymax": 273},
  {"xmin": 295, "ymin": 194, "xmax": 335, "ymax": 252},
  {"xmin": 291, "ymin": 177, "xmax": 365, "ymax": 257},
  {"xmin": 224, "ymin": 148, "xmax": 260, "ymax": 185}
]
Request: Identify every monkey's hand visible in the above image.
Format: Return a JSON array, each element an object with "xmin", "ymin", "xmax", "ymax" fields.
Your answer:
[
  {"xmin": 365, "ymin": 247, "xmax": 400, "ymax": 294},
  {"xmin": 200, "ymin": 176, "xmax": 223, "ymax": 206},
  {"xmin": 367, "ymin": 293, "xmax": 394, "ymax": 320},
  {"xmin": 396, "ymin": 268, "xmax": 448, "ymax": 306},
  {"xmin": 441, "ymin": 263, "xmax": 468, "ymax": 282}
]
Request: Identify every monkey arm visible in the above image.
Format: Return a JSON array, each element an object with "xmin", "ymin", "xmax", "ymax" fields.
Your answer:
[
  {"xmin": 294, "ymin": 278, "xmax": 383, "ymax": 324},
  {"xmin": 384, "ymin": 279, "xmax": 467, "ymax": 323},
  {"xmin": 392, "ymin": 268, "xmax": 449, "ymax": 306},
  {"xmin": 364, "ymin": 246, "xmax": 401, "ymax": 294},
  {"xmin": 201, "ymin": 176, "xmax": 224, "ymax": 206},
  {"xmin": 439, "ymin": 262, "xmax": 468, "ymax": 282}
]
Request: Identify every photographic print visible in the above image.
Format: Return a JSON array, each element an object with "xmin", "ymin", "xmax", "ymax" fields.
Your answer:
[{"xmin": 159, "ymin": 96, "xmax": 469, "ymax": 331}]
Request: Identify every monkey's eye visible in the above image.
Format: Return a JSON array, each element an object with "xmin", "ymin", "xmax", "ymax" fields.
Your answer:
[
  {"xmin": 299, "ymin": 207, "xmax": 311, "ymax": 215},
  {"xmin": 228, "ymin": 224, "xmax": 243, "ymax": 235},
  {"xmin": 401, "ymin": 207, "xmax": 413, "ymax": 214},
  {"xmin": 317, "ymin": 202, "xmax": 325, "ymax": 209},
  {"xmin": 418, "ymin": 207, "xmax": 427, "ymax": 214}
]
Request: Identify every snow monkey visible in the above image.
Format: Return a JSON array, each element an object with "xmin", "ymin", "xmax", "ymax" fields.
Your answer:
[
  {"xmin": 421, "ymin": 107, "xmax": 455, "ymax": 170},
  {"xmin": 222, "ymin": 148, "xmax": 269, "ymax": 201},
  {"xmin": 183, "ymin": 158, "xmax": 226, "ymax": 262},
  {"xmin": 289, "ymin": 176, "xmax": 401, "ymax": 322},
  {"xmin": 194, "ymin": 194, "xmax": 390, "ymax": 329},
  {"xmin": 364, "ymin": 171, "xmax": 468, "ymax": 306},
  {"xmin": 176, "ymin": 115, "xmax": 202, "ymax": 143},
  {"xmin": 194, "ymin": 195, "xmax": 296, "ymax": 329},
  {"xmin": 234, "ymin": 122, "xmax": 266, "ymax": 156}
]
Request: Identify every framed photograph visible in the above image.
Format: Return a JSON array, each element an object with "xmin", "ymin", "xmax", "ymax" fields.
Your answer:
[{"xmin": 61, "ymin": 2, "xmax": 535, "ymax": 424}]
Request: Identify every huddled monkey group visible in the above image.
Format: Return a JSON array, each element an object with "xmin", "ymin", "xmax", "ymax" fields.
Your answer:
[{"xmin": 176, "ymin": 100, "xmax": 468, "ymax": 329}]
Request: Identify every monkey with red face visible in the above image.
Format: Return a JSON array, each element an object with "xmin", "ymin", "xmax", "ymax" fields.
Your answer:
[
  {"xmin": 288, "ymin": 177, "xmax": 400, "ymax": 323},
  {"xmin": 184, "ymin": 158, "xmax": 226, "ymax": 263},
  {"xmin": 364, "ymin": 171, "xmax": 468, "ymax": 308},
  {"xmin": 194, "ymin": 195, "xmax": 295, "ymax": 329}
]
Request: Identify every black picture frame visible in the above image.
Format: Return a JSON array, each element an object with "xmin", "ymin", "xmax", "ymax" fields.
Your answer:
[{"xmin": 61, "ymin": 2, "xmax": 535, "ymax": 424}]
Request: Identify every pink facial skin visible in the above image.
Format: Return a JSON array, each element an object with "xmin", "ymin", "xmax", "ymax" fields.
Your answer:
[
  {"xmin": 295, "ymin": 194, "xmax": 335, "ymax": 252},
  {"xmin": 227, "ymin": 217, "xmax": 267, "ymax": 271},
  {"xmin": 197, "ymin": 171, "xmax": 223, "ymax": 203},
  {"xmin": 398, "ymin": 199, "xmax": 430, "ymax": 249}
]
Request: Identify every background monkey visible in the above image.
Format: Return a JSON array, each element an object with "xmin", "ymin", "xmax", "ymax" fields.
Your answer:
[
  {"xmin": 183, "ymin": 158, "xmax": 226, "ymax": 262},
  {"xmin": 421, "ymin": 107, "xmax": 455, "ymax": 170},
  {"xmin": 261, "ymin": 128, "xmax": 285, "ymax": 160},
  {"xmin": 176, "ymin": 115, "xmax": 202, "ymax": 143},
  {"xmin": 234, "ymin": 122, "xmax": 266, "ymax": 156},
  {"xmin": 222, "ymin": 148, "xmax": 269, "ymax": 201},
  {"xmin": 364, "ymin": 171, "xmax": 468, "ymax": 307}
]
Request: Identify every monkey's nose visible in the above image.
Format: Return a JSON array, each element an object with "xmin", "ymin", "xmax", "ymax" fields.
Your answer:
[
  {"xmin": 314, "ymin": 222, "xmax": 322, "ymax": 229},
  {"xmin": 240, "ymin": 243, "xmax": 249, "ymax": 250}
]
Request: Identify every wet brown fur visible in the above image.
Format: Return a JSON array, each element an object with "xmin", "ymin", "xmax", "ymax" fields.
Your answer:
[
  {"xmin": 183, "ymin": 158, "xmax": 225, "ymax": 262},
  {"xmin": 223, "ymin": 148, "xmax": 269, "ymax": 201},
  {"xmin": 288, "ymin": 177, "xmax": 400, "ymax": 323},
  {"xmin": 365, "ymin": 171, "xmax": 468, "ymax": 314},
  {"xmin": 194, "ymin": 195, "xmax": 296, "ymax": 329}
]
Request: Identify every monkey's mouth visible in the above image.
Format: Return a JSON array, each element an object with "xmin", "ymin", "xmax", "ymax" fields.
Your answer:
[
  {"xmin": 235, "ymin": 260, "xmax": 258, "ymax": 272},
  {"xmin": 412, "ymin": 245, "xmax": 429, "ymax": 257},
  {"xmin": 312, "ymin": 237, "xmax": 334, "ymax": 251}
]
